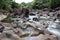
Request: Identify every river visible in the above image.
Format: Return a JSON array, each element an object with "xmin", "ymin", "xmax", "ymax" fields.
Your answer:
[
  {"xmin": 28, "ymin": 15, "xmax": 60, "ymax": 40},
  {"xmin": 47, "ymin": 20, "xmax": 60, "ymax": 40},
  {"xmin": 11, "ymin": 14, "xmax": 60, "ymax": 40}
]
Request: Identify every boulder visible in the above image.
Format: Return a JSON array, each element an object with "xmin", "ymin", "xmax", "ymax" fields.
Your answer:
[
  {"xmin": 22, "ymin": 34, "xmax": 57, "ymax": 40},
  {"xmin": 36, "ymin": 34, "xmax": 57, "ymax": 40},
  {"xmin": 0, "ymin": 24, "xmax": 5, "ymax": 33},
  {"xmin": 0, "ymin": 31, "xmax": 22, "ymax": 40}
]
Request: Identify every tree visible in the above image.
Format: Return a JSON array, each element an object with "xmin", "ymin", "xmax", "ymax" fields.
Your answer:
[
  {"xmin": 51, "ymin": 0, "xmax": 60, "ymax": 9},
  {"xmin": 32, "ymin": 0, "xmax": 50, "ymax": 9},
  {"xmin": 32, "ymin": 0, "xmax": 43, "ymax": 9},
  {"xmin": 11, "ymin": 2, "xmax": 19, "ymax": 9},
  {"xmin": 19, "ymin": 2, "xmax": 27, "ymax": 8},
  {"xmin": 32, "ymin": 0, "xmax": 60, "ymax": 9},
  {"xmin": 0, "ymin": 0, "xmax": 13, "ymax": 10}
]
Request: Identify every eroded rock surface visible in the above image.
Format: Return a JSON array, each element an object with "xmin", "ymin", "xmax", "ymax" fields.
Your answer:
[{"xmin": 0, "ymin": 22, "xmax": 57, "ymax": 40}]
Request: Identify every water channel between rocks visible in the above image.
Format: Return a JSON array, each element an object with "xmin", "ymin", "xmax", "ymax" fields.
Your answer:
[
  {"xmin": 1, "ymin": 13, "xmax": 60, "ymax": 40},
  {"xmin": 23, "ymin": 15, "xmax": 60, "ymax": 40}
]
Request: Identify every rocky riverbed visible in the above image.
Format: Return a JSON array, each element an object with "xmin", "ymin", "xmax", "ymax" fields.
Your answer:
[
  {"xmin": 0, "ymin": 9, "xmax": 60, "ymax": 40},
  {"xmin": 0, "ymin": 22, "xmax": 57, "ymax": 40}
]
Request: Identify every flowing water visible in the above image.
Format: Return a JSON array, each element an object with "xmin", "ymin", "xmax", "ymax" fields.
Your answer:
[
  {"xmin": 12, "ymin": 14, "xmax": 60, "ymax": 40},
  {"xmin": 47, "ymin": 20, "xmax": 60, "ymax": 40},
  {"xmin": 28, "ymin": 15, "xmax": 60, "ymax": 40}
]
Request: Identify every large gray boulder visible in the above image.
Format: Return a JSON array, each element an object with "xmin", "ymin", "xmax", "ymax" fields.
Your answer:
[{"xmin": 0, "ymin": 31, "xmax": 22, "ymax": 40}]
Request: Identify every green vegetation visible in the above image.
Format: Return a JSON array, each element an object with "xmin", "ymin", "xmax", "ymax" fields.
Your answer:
[
  {"xmin": 0, "ymin": 0, "xmax": 19, "ymax": 12},
  {"xmin": 31, "ymin": 0, "xmax": 60, "ymax": 9},
  {"xmin": 0, "ymin": 0, "xmax": 60, "ymax": 10},
  {"xmin": 19, "ymin": 0, "xmax": 60, "ymax": 9}
]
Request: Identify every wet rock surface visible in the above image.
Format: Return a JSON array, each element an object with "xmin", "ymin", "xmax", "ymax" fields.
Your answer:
[
  {"xmin": 0, "ymin": 22, "xmax": 57, "ymax": 40},
  {"xmin": 1, "ymin": 9, "xmax": 60, "ymax": 40}
]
